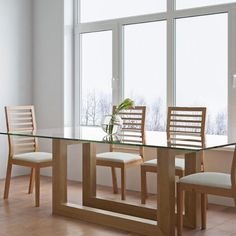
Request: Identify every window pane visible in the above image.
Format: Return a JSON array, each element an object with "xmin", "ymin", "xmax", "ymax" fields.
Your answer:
[
  {"xmin": 124, "ymin": 21, "xmax": 167, "ymax": 131},
  {"xmin": 176, "ymin": 14, "xmax": 228, "ymax": 136},
  {"xmin": 81, "ymin": 31, "xmax": 112, "ymax": 126},
  {"xmin": 80, "ymin": 0, "xmax": 166, "ymax": 23},
  {"xmin": 176, "ymin": 0, "xmax": 236, "ymax": 10}
]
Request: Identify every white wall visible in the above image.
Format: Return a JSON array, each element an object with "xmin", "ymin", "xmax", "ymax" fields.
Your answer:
[
  {"xmin": 0, "ymin": 0, "xmax": 33, "ymax": 179},
  {"xmin": 32, "ymin": 0, "xmax": 64, "ymax": 175},
  {"xmin": 32, "ymin": 0, "xmax": 64, "ymax": 129}
]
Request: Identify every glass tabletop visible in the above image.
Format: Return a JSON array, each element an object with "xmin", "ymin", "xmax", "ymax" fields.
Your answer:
[{"xmin": 0, "ymin": 126, "xmax": 235, "ymax": 151}]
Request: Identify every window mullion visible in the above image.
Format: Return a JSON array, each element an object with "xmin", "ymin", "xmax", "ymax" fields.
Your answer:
[
  {"xmin": 228, "ymin": 6, "xmax": 236, "ymax": 141},
  {"xmin": 112, "ymin": 24, "xmax": 123, "ymax": 105},
  {"xmin": 167, "ymin": 0, "xmax": 175, "ymax": 107}
]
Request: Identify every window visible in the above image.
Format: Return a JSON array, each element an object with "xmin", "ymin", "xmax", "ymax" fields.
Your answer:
[
  {"xmin": 176, "ymin": 14, "xmax": 228, "ymax": 135},
  {"xmin": 73, "ymin": 0, "xmax": 236, "ymax": 140},
  {"xmin": 124, "ymin": 21, "xmax": 167, "ymax": 131},
  {"xmin": 80, "ymin": 0, "xmax": 166, "ymax": 23},
  {"xmin": 80, "ymin": 31, "xmax": 112, "ymax": 126}
]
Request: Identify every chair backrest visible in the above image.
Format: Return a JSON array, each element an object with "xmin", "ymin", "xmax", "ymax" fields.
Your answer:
[
  {"xmin": 167, "ymin": 107, "xmax": 206, "ymax": 149},
  {"xmin": 110, "ymin": 106, "xmax": 146, "ymax": 158},
  {"xmin": 5, "ymin": 105, "xmax": 38, "ymax": 156}
]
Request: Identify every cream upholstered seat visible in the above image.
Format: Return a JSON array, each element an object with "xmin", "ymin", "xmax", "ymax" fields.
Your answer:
[
  {"xmin": 141, "ymin": 107, "xmax": 206, "ymax": 204},
  {"xmin": 142, "ymin": 158, "xmax": 185, "ymax": 170},
  {"xmin": 4, "ymin": 105, "xmax": 53, "ymax": 207},
  {"xmin": 177, "ymin": 146, "xmax": 236, "ymax": 236},
  {"xmin": 179, "ymin": 172, "xmax": 231, "ymax": 189},
  {"xmin": 96, "ymin": 152, "xmax": 142, "ymax": 163},
  {"xmin": 96, "ymin": 106, "xmax": 146, "ymax": 200},
  {"xmin": 13, "ymin": 152, "xmax": 52, "ymax": 163}
]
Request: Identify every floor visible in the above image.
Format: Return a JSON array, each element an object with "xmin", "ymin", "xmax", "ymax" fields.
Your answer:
[{"xmin": 0, "ymin": 176, "xmax": 236, "ymax": 236}]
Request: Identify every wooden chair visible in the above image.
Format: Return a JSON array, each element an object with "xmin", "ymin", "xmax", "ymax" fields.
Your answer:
[
  {"xmin": 177, "ymin": 145, "xmax": 236, "ymax": 236},
  {"xmin": 4, "ymin": 105, "xmax": 52, "ymax": 207},
  {"xmin": 141, "ymin": 107, "xmax": 206, "ymax": 204},
  {"xmin": 96, "ymin": 106, "xmax": 146, "ymax": 200}
]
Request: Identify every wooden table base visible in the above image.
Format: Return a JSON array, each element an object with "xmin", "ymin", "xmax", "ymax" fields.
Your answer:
[{"xmin": 52, "ymin": 139, "xmax": 201, "ymax": 236}]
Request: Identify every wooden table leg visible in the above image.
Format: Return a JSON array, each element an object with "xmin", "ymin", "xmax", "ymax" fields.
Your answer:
[
  {"xmin": 82, "ymin": 143, "xmax": 97, "ymax": 205},
  {"xmin": 157, "ymin": 148, "xmax": 176, "ymax": 236},
  {"xmin": 52, "ymin": 139, "xmax": 68, "ymax": 213},
  {"xmin": 184, "ymin": 151, "xmax": 202, "ymax": 228}
]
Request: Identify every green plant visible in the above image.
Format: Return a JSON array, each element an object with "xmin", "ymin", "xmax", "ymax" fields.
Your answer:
[
  {"xmin": 113, "ymin": 98, "xmax": 134, "ymax": 115},
  {"xmin": 107, "ymin": 98, "xmax": 134, "ymax": 135}
]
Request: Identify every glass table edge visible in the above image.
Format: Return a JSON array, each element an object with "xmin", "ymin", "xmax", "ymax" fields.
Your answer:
[{"xmin": 0, "ymin": 131, "xmax": 235, "ymax": 153}]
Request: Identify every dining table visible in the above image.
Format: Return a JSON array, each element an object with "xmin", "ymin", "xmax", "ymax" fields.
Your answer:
[{"xmin": 0, "ymin": 126, "xmax": 234, "ymax": 236}]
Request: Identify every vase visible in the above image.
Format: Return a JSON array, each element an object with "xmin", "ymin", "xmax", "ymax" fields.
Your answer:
[{"xmin": 101, "ymin": 114, "xmax": 123, "ymax": 136}]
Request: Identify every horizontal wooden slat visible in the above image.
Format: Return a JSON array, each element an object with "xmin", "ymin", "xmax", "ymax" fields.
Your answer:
[
  {"xmin": 9, "ymin": 106, "xmax": 32, "ymax": 110},
  {"xmin": 10, "ymin": 117, "xmax": 33, "ymax": 121},
  {"xmin": 14, "ymin": 142, "xmax": 35, "ymax": 147},
  {"xmin": 13, "ymin": 137, "xmax": 35, "ymax": 142},
  {"xmin": 121, "ymin": 117, "xmax": 142, "ymax": 121},
  {"xmin": 170, "ymin": 114, "xmax": 203, "ymax": 117},
  {"xmin": 10, "ymin": 127, "xmax": 33, "ymax": 131},
  {"xmin": 170, "ymin": 119, "xmax": 202, "ymax": 123},
  {"xmin": 120, "ymin": 134, "xmax": 142, "ymax": 138},
  {"xmin": 10, "ymin": 112, "xmax": 32, "ymax": 116},
  {"xmin": 168, "ymin": 130, "xmax": 201, "ymax": 136},
  {"xmin": 169, "ymin": 124, "xmax": 201, "ymax": 129},
  {"xmin": 170, "ymin": 137, "xmax": 202, "ymax": 143},
  {"xmin": 12, "ymin": 122, "xmax": 33, "ymax": 126}
]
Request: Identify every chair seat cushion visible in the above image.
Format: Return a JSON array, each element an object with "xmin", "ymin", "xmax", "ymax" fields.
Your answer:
[
  {"xmin": 178, "ymin": 172, "xmax": 231, "ymax": 189},
  {"xmin": 13, "ymin": 152, "xmax": 52, "ymax": 163},
  {"xmin": 96, "ymin": 152, "xmax": 142, "ymax": 163},
  {"xmin": 142, "ymin": 157, "xmax": 185, "ymax": 170}
]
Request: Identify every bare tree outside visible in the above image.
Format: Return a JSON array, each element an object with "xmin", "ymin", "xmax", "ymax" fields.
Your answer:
[
  {"xmin": 82, "ymin": 91, "xmax": 112, "ymax": 126},
  {"xmin": 206, "ymin": 114, "xmax": 214, "ymax": 135},
  {"xmin": 148, "ymin": 98, "xmax": 165, "ymax": 131},
  {"xmin": 99, "ymin": 93, "xmax": 112, "ymax": 118},
  {"xmin": 81, "ymin": 91, "xmax": 227, "ymax": 135},
  {"xmin": 82, "ymin": 90, "xmax": 101, "ymax": 126},
  {"xmin": 215, "ymin": 111, "xmax": 227, "ymax": 135}
]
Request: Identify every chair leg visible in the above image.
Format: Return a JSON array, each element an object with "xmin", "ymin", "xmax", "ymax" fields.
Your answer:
[
  {"xmin": 28, "ymin": 168, "xmax": 35, "ymax": 194},
  {"xmin": 4, "ymin": 161, "xmax": 12, "ymax": 199},
  {"xmin": 111, "ymin": 167, "xmax": 118, "ymax": 194},
  {"xmin": 141, "ymin": 166, "xmax": 147, "ymax": 204},
  {"xmin": 177, "ymin": 183, "xmax": 184, "ymax": 236},
  {"xmin": 206, "ymin": 193, "xmax": 209, "ymax": 209},
  {"xmin": 35, "ymin": 168, "xmax": 40, "ymax": 207},
  {"xmin": 201, "ymin": 193, "xmax": 207, "ymax": 230},
  {"xmin": 121, "ymin": 167, "xmax": 126, "ymax": 200}
]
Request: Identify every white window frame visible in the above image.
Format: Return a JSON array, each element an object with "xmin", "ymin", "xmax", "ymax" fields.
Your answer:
[{"xmin": 71, "ymin": 0, "xmax": 236, "ymax": 141}]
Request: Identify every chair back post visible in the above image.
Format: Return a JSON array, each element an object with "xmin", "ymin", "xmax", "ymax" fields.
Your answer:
[
  {"xmin": 31, "ymin": 106, "xmax": 39, "ymax": 152},
  {"xmin": 231, "ymin": 145, "xmax": 236, "ymax": 205},
  {"xmin": 5, "ymin": 107, "xmax": 14, "ymax": 157},
  {"xmin": 110, "ymin": 105, "xmax": 146, "ymax": 159},
  {"xmin": 5, "ymin": 105, "xmax": 39, "ymax": 156}
]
